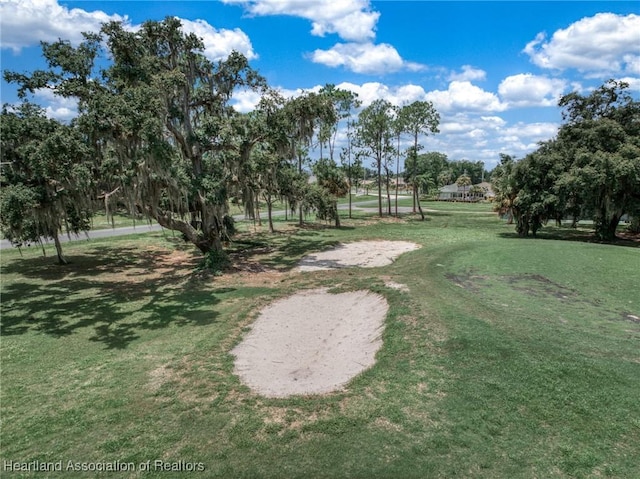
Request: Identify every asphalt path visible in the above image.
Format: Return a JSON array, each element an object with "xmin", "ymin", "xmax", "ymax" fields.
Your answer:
[{"xmin": 0, "ymin": 196, "xmax": 412, "ymax": 250}]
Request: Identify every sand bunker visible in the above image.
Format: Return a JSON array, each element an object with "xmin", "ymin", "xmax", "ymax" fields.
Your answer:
[
  {"xmin": 231, "ymin": 289, "xmax": 388, "ymax": 398},
  {"xmin": 297, "ymin": 240, "xmax": 420, "ymax": 271}
]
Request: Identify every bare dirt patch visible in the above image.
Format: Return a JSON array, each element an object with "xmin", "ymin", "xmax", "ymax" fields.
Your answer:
[
  {"xmin": 296, "ymin": 240, "xmax": 420, "ymax": 272},
  {"xmin": 231, "ymin": 288, "xmax": 389, "ymax": 398}
]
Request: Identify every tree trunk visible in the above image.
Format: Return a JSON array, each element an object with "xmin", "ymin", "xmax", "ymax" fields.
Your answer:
[
  {"xmin": 53, "ymin": 234, "xmax": 68, "ymax": 265},
  {"xmin": 153, "ymin": 209, "xmax": 221, "ymax": 254},
  {"xmin": 395, "ymin": 133, "xmax": 400, "ymax": 217},
  {"xmin": 298, "ymin": 152, "xmax": 304, "ymax": 227},
  {"xmin": 415, "ymin": 187, "xmax": 425, "ymax": 221},
  {"xmin": 595, "ymin": 213, "xmax": 622, "ymax": 241},
  {"xmin": 412, "ymin": 183, "xmax": 416, "ymax": 213},
  {"xmin": 571, "ymin": 215, "xmax": 579, "ymax": 228},
  {"xmin": 334, "ymin": 200, "xmax": 341, "ymax": 228},
  {"xmin": 267, "ymin": 197, "xmax": 274, "ymax": 233},
  {"xmin": 377, "ymin": 157, "xmax": 383, "ymax": 217},
  {"xmin": 506, "ymin": 208, "xmax": 514, "ymax": 225},
  {"xmin": 386, "ymin": 174, "xmax": 391, "ymax": 216}
]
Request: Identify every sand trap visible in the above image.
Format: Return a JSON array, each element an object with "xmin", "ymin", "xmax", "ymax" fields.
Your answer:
[
  {"xmin": 297, "ymin": 240, "xmax": 420, "ymax": 271},
  {"xmin": 231, "ymin": 289, "xmax": 388, "ymax": 398}
]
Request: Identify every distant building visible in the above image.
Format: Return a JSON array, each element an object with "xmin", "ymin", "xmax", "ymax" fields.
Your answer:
[
  {"xmin": 438, "ymin": 183, "xmax": 462, "ymax": 200},
  {"xmin": 438, "ymin": 182, "xmax": 495, "ymax": 201},
  {"xmin": 476, "ymin": 182, "xmax": 495, "ymax": 200}
]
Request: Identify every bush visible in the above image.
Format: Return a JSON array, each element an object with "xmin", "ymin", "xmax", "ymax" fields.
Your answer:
[{"xmin": 200, "ymin": 249, "xmax": 230, "ymax": 275}]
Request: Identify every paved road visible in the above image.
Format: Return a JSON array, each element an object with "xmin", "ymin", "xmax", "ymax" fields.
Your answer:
[{"xmin": 0, "ymin": 197, "xmax": 412, "ymax": 250}]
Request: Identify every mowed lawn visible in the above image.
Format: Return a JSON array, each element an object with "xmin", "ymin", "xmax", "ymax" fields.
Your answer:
[{"xmin": 1, "ymin": 203, "xmax": 639, "ymax": 478}]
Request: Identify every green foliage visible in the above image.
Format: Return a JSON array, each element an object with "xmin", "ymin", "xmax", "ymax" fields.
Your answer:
[
  {"xmin": 491, "ymin": 154, "xmax": 518, "ymax": 223},
  {"xmin": 448, "ymin": 159, "xmax": 487, "ymax": 185},
  {"xmin": 303, "ymin": 185, "xmax": 338, "ymax": 223},
  {"xmin": 355, "ymin": 99, "xmax": 397, "ymax": 216},
  {"xmin": 5, "ymin": 17, "xmax": 268, "ymax": 256},
  {"xmin": 396, "ymin": 101, "xmax": 440, "ymax": 219},
  {"xmin": 0, "ymin": 103, "xmax": 94, "ymax": 261},
  {"xmin": 312, "ymin": 158, "xmax": 349, "ymax": 226},
  {"xmin": 318, "ymin": 84, "xmax": 360, "ymax": 161},
  {"xmin": 200, "ymin": 249, "xmax": 231, "ymax": 275},
  {"xmin": 505, "ymin": 80, "xmax": 640, "ymax": 240}
]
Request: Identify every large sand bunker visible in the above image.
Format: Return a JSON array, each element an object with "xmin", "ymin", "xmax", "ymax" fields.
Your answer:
[
  {"xmin": 231, "ymin": 289, "xmax": 388, "ymax": 398},
  {"xmin": 297, "ymin": 240, "xmax": 420, "ymax": 271}
]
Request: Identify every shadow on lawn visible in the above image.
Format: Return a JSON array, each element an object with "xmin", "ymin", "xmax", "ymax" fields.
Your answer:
[
  {"xmin": 497, "ymin": 228, "xmax": 640, "ymax": 248},
  {"xmin": 229, "ymin": 229, "xmax": 341, "ymax": 271},
  {"xmin": 1, "ymin": 246, "xmax": 223, "ymax": 349}
]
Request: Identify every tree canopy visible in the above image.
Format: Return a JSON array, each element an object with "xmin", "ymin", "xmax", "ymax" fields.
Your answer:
[
  {"xmin": 2, "ymin": 16, "xmax": 448, "ymax": 265},
  {"xmin": 499, "ymin": 80, "xmax": 640, "ymax": 240},
  {"xmin": 0, "ymin": 102, "xmax": 93, "ymax": 263}
]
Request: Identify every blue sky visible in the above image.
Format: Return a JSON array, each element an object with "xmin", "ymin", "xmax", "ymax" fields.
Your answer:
[{"xmin": 1, "ymin": 0, "xmax": 639, "ymax": 170}]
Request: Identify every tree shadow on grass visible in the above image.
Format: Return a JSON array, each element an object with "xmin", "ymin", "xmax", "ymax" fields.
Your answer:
[
  {"xmin": 228, "ymin": 230, "xmax": 341, "ymax": 272},
  {"xmin": 497, "ymin": 228, "xmax": 640, "ymax": 248},
  {"xmin": 1, "ymin": 246, "xmax": 224, "ymax": 349}
]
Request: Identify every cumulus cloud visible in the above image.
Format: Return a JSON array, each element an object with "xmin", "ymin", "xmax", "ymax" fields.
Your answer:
[
  {"xmin": 498, "ymin": 74, "xmax": 568, "ymax": 107},
  {"xmin": 425, "ymin": 114, "xmax": 559, "ymax": 168},
  {"xmin": 618, "ymin": 76, "xmax": 640, "ymax": 91},
  {"xmin": 222, "ymin": 0, "xmax": 379, "ymax": 42},
  {"xmin": 310, "ymin": 42, "xmax": 424, "ymax": 75},
  {"xmin": 333, "ymin": 82, "xmax": 428, "ymax": 107},
  {"xmin": 524, "ymin": 13, "xmax": 640, "ymax": 76},
  {"xmin": 231, "ymin": 81, "xmax": 429, "ymax": 112},
  {"xmin": 230, "ymin": 89, "xmax": 263, "ymax": 113},
  {"xmin": 448, "ymin": 65, "xmax": 487, "ymax": 82},
  {"xmin": 0, "ymin": 1, "xmax": 256, "ymax": 63},
  {"xmin": 425, "ymin": 81, "xmax": 507, "ymax": 113},
  {"xmin": 32, "ymin": 88, "xmax": 78, "ymax": 122},
  {"xmin": 496, "ymin": 122, "xmax": 559, "ymax": 154},
  {"xmin": 224, "ymin": 0, "xmax": 422, "ymax": 75},
  {"xmin": 178, "ymin": 18, "xmax": 257, "ymax": 61},
  {"xmin": 0, "ymin": 0, "xmax": 127, "ymax": 52}
]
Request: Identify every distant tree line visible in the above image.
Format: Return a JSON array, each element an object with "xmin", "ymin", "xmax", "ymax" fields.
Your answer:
[{"xmin": 403, "ymin": 153, "xmax": 487, "ymax": 192}]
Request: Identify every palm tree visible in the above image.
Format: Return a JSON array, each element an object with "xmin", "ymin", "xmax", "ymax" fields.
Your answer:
[{"xmin": 456, "ymin": 173, "xmax": 472, "ymax": 201}]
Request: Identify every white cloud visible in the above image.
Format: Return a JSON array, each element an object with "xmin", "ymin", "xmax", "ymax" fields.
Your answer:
[
  {"xmin": 333, "ymin": 82, "xmax": 427, "ymax": 107},
  {"xmin": 310, "ymin": 42, "xmax": 424, "ymax": 75},
  {"xmin": 425, "ymin": 81, "xmax": 507, "ymax": 113},
  {"xmin": 178, "ymin": 18, "xmax": 257, "ymax": 61},
  {"xmin": 618, "ymin": 76, "xmax": 640, "ymax": 91},
  {"xmin": 448, "ymin": 65, "xmax": 487, "ymax": 82},
  {"xmin": 222, "ymin": 0, "xmax": 379, "ymax": 42},
  {"xmin": 0, "ymin": 0, "xmax": 127, "ymax": 52},
  {"xmin": 0, "ymin": 1, "xmax": 256, "ymax": 63},
  {"xmin": 224, "ymin": 0, "xmax": 422, "ymax": 75},
  {"xmin": 33, "ymin": 87, "xmax": 78, "ymax": 121},
  {"xmin": 230, "ymin": 89, "xmax": 263, "ymax": 113},
  {"xmin": 422, "ymin": 113, "xmax": 559, "ymax": 168},
  {"xmin": 498, "ymin": 74, "xmax": 568, "ymax": 107},
  {"xmin": 232, "ymin": 81, "xmax": 431, "ymax": 114},
  {"xmin": 524, "ymin": 13, "xmax": 640, "ymax": 76},
  {"xmin": 498, "ymin": 122, "xmax": 559, "ymax": 147}
]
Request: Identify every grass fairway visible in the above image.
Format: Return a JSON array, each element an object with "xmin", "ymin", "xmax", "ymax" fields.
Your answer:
[{"xmin": 1, "ymin": 204, "xmax": 639, "ymax": 478}]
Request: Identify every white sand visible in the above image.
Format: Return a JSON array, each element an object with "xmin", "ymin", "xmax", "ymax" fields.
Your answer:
[
  {"xmin": 231, "ymin": 289, "xmax": 389, "ymax": 398},
  {"xmin": 296, "ymin": 240, "xmax": 420, "ymax": 271}
]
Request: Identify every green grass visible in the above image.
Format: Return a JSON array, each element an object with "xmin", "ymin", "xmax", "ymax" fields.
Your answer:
[{"xmin": 1, "ymin": 204, "xmax": 639, "ymax": 478}]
